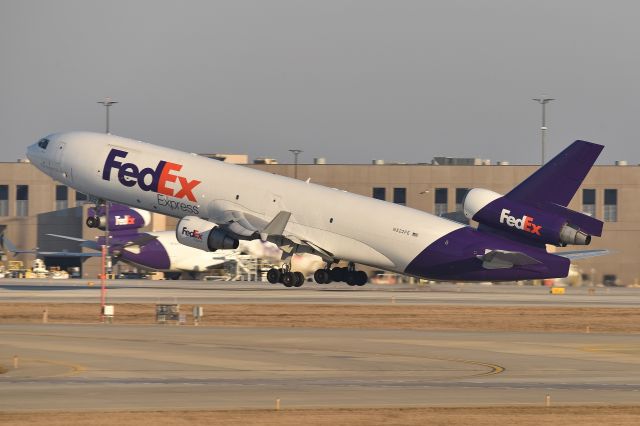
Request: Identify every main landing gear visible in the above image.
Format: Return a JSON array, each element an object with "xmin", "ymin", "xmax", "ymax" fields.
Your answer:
[
  {"xmin": 266, "ymin": 266, "xmax": 305, "ymax": 288},
  {"xmin": 314, "ymin": 262, "xmax": 368, "ymax": 286}
]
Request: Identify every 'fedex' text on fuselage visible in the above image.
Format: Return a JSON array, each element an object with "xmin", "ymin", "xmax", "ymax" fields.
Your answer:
[{"xmin": 102, "ymin": 148, "xmax": 201, "ymax": 202}]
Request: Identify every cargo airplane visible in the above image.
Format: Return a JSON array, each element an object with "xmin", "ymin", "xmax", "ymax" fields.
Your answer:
[
  {"xmin": 27, "ymin": 132, "xmax": 608, "ymax": 287},
  {"xmin": 47, "ymin": 203, "xmax": 283, "ymax": 278}
]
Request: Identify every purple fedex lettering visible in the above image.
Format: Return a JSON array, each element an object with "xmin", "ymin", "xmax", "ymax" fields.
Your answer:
[
  {"xmin": 103, "ymin": 149, "xmax": 165, "ymax": 191},
  {"xmin": 182, "ymin": 227, "xmax": 203, "ymax": 240},
  {"xmin": 102, "ymin": 148, "xmax": 199, "ymax": 201}
]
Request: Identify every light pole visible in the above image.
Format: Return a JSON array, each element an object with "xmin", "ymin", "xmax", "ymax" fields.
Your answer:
[
  {"xmin": 97, "ymin": 98, "xmax": 118, "ymax": 134},
  {"xmin": 97, "ymin": 99, "xmax": 117, "ymax": 289},
  {"xmin": 532, "ymin": 96, "xmax": 554, "ymax": 165},
  {"xmin": 289, "ymin": 149, "xmax": 303, "ymax": 179}
]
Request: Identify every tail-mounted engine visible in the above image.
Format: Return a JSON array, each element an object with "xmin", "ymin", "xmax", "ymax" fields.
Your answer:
[
  {"xmin": 463, "ymin": 188, "xmax": 599, "ymax": 246},
  {"xmin": 176, "ymin": 216, "xmax": 239, "ymax": 252},
  {"xmin": 86, "ymin": 204, "xmax": 151, "ymax": 231}
]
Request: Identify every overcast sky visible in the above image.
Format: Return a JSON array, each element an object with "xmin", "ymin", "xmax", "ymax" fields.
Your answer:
[{"xmin": 1, "ymin": 1, "xmax": 638, "ymax": 164}]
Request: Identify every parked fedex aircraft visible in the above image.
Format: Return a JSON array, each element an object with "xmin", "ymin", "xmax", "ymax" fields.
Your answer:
[
  {"xmin": 27, "ymin": 132, "xmax": 607, "ymax": 287},
  {"xmin": 48, "ymin": 203, "xmax": 283, "ymax": 277}
]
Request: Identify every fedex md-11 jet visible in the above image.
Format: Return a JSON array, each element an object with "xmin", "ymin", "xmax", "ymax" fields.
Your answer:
[{"xmin": 27, "ymin": 132, "xmax": 607, "ymax": 287}]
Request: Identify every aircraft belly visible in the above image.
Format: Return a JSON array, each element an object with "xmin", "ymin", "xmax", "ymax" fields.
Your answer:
[{"xmin": 290, "ymin": 209, "xmax": 464, "ymax": 272}]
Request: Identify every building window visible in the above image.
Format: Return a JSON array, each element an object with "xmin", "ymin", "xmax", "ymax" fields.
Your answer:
[
  {"xmin": 582, "ymin": 189, "xmax": 596, "ymax": 217},
  {"xmin": 0, "ymin": 185, "xmax": 8, "ymax": 216},
  {"xmin": 16, "ymin": 185, "xmax": 28, "ymax": 217},
  {"xmin": 372, "ymin": 187, "xmax": 386, "ymax": 201},
  {"xmin": 435, "ymin": 188, "xmax": 448, "ymax": 216},
  {"xmin": 604, "ymin": 189, "xmax": 617, "ymax": 222},
  {"xmin": 56, "ymin": 185, "xmax": 68, "ymax": 210},
  {"xmin": 393, "ymin": 188, "xmax": 406, "ymax": 205},
  {"xmin": 455, "ymin": 188, "xmax": 469, "ymax": 213},
  {"xmin": 75, "ymin": 191, "xmax": 89, "ymax": 207}
]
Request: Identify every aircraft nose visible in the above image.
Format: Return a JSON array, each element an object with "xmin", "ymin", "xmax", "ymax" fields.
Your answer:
[
  {"xmin": 26, "ymin": 143, "xmax": 39, "ymax": 162},
  {"xmin": 26, "ymin": 136, "xmax": 51, "ymax": 163}
]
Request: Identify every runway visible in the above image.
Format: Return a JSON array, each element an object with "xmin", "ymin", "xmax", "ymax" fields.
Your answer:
[
  {"xmin": 1, "ymin": 278, "xmax": 639, "ymax": 307},
  {"xmin": 1, "ymin": 324, "xmax": 639, "ymax": 410}
]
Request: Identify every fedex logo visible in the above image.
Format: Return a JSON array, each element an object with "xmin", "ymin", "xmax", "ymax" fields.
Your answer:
[
  {"xmin": 114, "ymin": 215, "xmax": 135, "ymax": 226},
  {"xmin": 499, "ymin": 209, "xmax": 542, "ymax": 236},
  {"xmin": 103, "ymin": 149, "xmax": 201, "ymax": 202},
  {"xmin": 182, "ymin": 227, "xmax": 203, "ymax": 240}
]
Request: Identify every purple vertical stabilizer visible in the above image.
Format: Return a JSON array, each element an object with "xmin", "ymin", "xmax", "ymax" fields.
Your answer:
[{"xmin": 506, "ymin": 140, "xmax": 604, "ymax": 207}]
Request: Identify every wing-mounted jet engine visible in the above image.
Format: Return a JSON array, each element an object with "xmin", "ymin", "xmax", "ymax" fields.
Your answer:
[{"xmin": 175, "ymin": 216, "xmax": 239, "ymax": 252}]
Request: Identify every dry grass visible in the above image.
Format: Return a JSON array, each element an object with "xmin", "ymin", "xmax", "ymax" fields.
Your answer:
[
  {"xmin": 1, "ymin": 303, "xmax": 639, "ymax": 333},
  {"xmin": 1, "ymin": 406, "xmax": 640, "ymax": 426}
]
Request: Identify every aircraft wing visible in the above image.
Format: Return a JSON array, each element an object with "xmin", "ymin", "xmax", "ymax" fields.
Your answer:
[
  {"xmin": 47, "ymin": 234, "xmax": 102, "ymax": 251},
  {"xmin": 210, "ymin": 210, "xmax": 266, "ymax": 238},
  {"xmin": 556, "ymin": 249, "xmax": 610, "ymax": 260},
  {"xmin": 478, "ymin": 249, "xmax": 542, "ymax": 269},
  {"xmin": 211, "ymin": 209, "xmax": 334, "ymax": 260},
  {"xmin": 438, "ymin": 211, "xmax": 470, "ymax": 225},
  {"xmin": 34, "ymin": 251, "xmax": 101, "ymax": 258}
]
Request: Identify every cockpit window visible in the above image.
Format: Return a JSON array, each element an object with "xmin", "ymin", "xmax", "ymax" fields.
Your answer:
[{"xmin": 37, "ymin": 138, "xmax": 49, "ymax": 149}]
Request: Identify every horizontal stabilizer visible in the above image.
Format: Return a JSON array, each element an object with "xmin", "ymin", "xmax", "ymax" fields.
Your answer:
[
  {"xmin": 47, "ymin": 234, "xmax": 102, "ymax": 251},
  {"xmin": 478, "ymin": 249, "xmax": 542, "ymax": 269},
  {"xmin": 556, "ymin": 249, "xmax": 610, "ymax": 260},
  {"xmin": 439, "ymin": 211, "xmax": 470, "ymax": 225},
  {"xmin": 507, "ymin": 140, "xmax": 603, "ymax": 207},
  {"xmin": 119, "ymin": 234, "xmax": 157, "ymax": 249}
]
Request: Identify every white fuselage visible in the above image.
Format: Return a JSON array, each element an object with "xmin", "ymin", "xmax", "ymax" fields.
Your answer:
[
  {"xmin": 148, "ymin": 231, "xmax": 230, "ymax": 272},
  {"xmin": 28, "ymin": 132, "xmax": 464, "ymax": 275}
]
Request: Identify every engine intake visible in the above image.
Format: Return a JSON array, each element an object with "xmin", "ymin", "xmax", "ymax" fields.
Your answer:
[{"xmin": 176, "ymin": 216, "xmax": 239, "ymax": 252}]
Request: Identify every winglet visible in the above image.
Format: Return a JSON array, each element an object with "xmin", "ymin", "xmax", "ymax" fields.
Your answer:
[
  {"xmin": 0, "ymin": 234, "xmax": 18, "ymax": 254},
  {"xmin": 260, "ymin": 211, "xmax": 291, "ymax": 242}
]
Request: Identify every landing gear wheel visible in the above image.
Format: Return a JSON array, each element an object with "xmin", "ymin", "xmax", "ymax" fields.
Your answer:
[
  {"xmin": 314, "ymin": 269, "xmax": 331, "ymax": 284},
  {"xmin": 282, "ymin": 272, "xmax": 296, "ymax": 287},
  {"xmin": 330, "ymin": 267, "xmax": 347, "ymax": 283},
  {"xmin": 346, "ymin": 271, "xmax": 358, "ymax": 286},
  {"xmin": 355, "ymin": 271, "xmax": 368, "ymax": 286},
  {"xmin": 86, "ymin": 216, "xmax": 99, "ymax": 228},
  {"xmin": 293, "ymin": 272, "xmax": 305, "ymax": 287},
  {"xmin": 266, "ymin": 268, "xmax": 281, "ymax": 284}
]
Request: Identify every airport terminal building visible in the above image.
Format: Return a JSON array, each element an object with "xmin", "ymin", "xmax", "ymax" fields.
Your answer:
[{"xmin": 0, "ymin": 157, "xmax": 636, "ymax": 285}]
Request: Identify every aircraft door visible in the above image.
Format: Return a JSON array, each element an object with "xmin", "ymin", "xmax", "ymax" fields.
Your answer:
[{"xmin": 53, "ymin": 141, "xmax": 72, "ymax": 181}]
